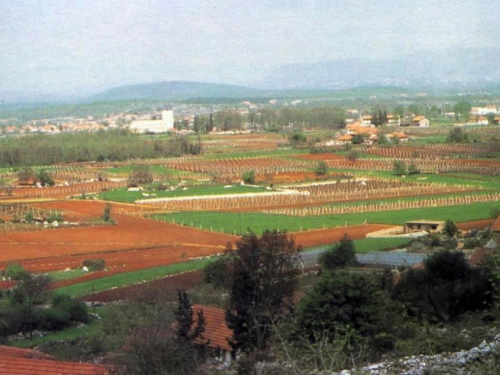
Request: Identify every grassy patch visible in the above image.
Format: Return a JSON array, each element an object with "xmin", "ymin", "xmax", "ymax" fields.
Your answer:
[
  {"xmin": 98, "ymin": 165, "xmax": 181, "ymax": 175},
  {"xmin": 48, "ymin": 269, "xmax": 86, "ymax": 282},
  {"xmin": 55, "ymin": 258, "xmax": 213, "ymax": 298},
  {"xmin": 207, "ymin": 148, "xmax": 300, "ymax": 159},
  {"xmin": 99, "ymin": 184, "xmax": 269, "ymax": 203},
  {"xmin": 304, "ymin": 237, "xmax": 413, "ymax": 254},
  {"xmin": 11, "ymin": 306, "xmax": 110, "ymax": 349},
  {"xmin": 154, "ymin": 201, "xmax": 499, "ymax": 235}
]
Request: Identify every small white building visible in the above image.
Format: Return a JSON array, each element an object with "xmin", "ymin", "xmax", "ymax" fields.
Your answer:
[
  {"xmin": 412, "ymin": 116, "xmax": 430, "ymax": 127},
  {"xmin": 130, "ymin": 109, "xmax": 174, "ymax": 134}
]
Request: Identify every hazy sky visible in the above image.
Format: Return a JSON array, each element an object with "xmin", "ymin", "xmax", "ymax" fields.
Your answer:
[{"xmin": 1, "ymin": 0, "xmax": 498, "ymax": 95}]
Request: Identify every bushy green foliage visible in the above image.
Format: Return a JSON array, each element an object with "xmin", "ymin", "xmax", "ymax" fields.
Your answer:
[
  {"xmin": 36, "ymin": 169, "xmax": 55, "ymax": 186},
  {"xmin": 0, "ymin": 131, "xmax": 201, "ymax": 167},
  {"xmin": 393, "ymin": 160, "xmax": 407, "ymax": 175},
  {"xmin": 351, "ymin": 134, "xmax": 365, "ymax": 144},
  {"xmin": 4, "ymin": 263, "xmax": 28, "ymax": 280},
  {"xmin": 289, "ymin": 132, "xmax": 307, "ymax": 146},
  {"xmin": 203, "ymin": 256, "xmax": 228, "ymax": 289},
  {"xmin": 128, "ymin": 165, "xmax": 154, "ymax": 186},
  {"xmin": 0, "ymin": 276, "xmax": 89, "ymax": 339},
  {"xmin": 242, "ymin": 170, "xmax": 255, "ymax": 184},
  {"xmin": 377, "ymin": 134, "xmax": 389, "ymax": 145},
  {"xmin": 463, "ymin": 237, "xmax": 481, "ymax": 249},
  {"xmin": 225, "ymin": 230, "xmax": 301, "ymax": 352},
  {"xmin": 17, "ymin": 167, "xmax": 36, "ymax": 184},
  {"xmin": 345, "ymin": 150, "xmax": 359, "ymax": 162},
  {"xmin": 24, "ymin": 211, "xmax": 34, "ymax": 223},
  {"xmin": 318, "ymin": 233, "xmax": 357, "ymax": 270},
  {"xmin": 314, "ymin": 161, "xmax": 328, "ymax": 176},
  {"xmin": 447, "ymin": 127, "xmax": 469, "ymax": 143},
  {"xmin": 443, "ymin": 219, "xmax": 458, "ymax": 238},
  {"xmin": 407, "ymin": 164, "xmax": 420, "ymax": 175},
  {"xmin": 102, "ymin": 203, "xmax": 112, "ymax": 223},
  {"xmin": 393, "ymin": 250, "xmax": 492, "ymax": 322},
  {"xmin": 82, "ymin": 259, "xmax": 106, "ymax": 271},
  {"xmin": 296, "ymin": 271, "xmax": 398, "ymax": 344}
]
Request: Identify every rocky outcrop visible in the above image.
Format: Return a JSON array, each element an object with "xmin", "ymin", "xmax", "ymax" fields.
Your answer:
[{"xmin": 338, "ymin": 334, "xmax": 500, "ymax": 375}]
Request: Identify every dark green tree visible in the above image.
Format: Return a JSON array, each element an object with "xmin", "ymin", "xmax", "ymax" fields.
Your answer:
[
  {"xmin": 129, "ymin": 164, "xmax": 154, "ymax": 186},
  {"xmin": 351, "ymin": 134, "xmax": 365, "ymax": 144},
  {"xmin": 102, "ymin": 203, "xmax": 112, "ymax": 223},
  {"xmin": 407, "ymin": 164, "xmax": 420, "ymax": 175},
  {"xmin": 17, "ymin": 167, "xmax": 37, "ymax": 185},
  {"xmin": 175, "ymin": 290, "xmax": 206, "ymax": 343},
  {"xmin": 225, "ymin": 230, "xmax": 301, "ymax": 352},
  {"xmin": 393, "ymin": 250, "xmax": 492, "ymax": 322},
  {"xmin": 318, "ymin": 233, "xmax": 357, "ymax": 271},
  {"xmin": 345, "ymin": 150, "xmax": 359, "ymax": 163},
  {"xmin": 315, "ymin": 161, "xmax": 328, "ymax": 176},
  {"xmin": 447, "ymin": 127, "xmax": 468, "ymax": 143},
  {"xmin": 443, "ymin": 219, "xmax": 458, "ymax": 238},
  {"xmin": 36, "ymin": 169, "xmax": 55, "ymax": 186},
  {"xmin": 296, "ymin": 271, "xmax": 397, "ymax": 342},
  {"xmin": 242, "ymin": 170, "xmax": 255, "ymax": 184},
  {"xmin": 392, "ymin": 160, "xmax": 407, "ymax": 175}
]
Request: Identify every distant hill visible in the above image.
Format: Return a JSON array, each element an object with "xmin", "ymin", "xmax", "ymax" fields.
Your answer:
[
  {"xmin": 88, "ymin": 81, "xmax": 263, "ymax": 102},
  {"xmin": 260, "ymin": 48, "xmax": 500, "ymax": 89}
]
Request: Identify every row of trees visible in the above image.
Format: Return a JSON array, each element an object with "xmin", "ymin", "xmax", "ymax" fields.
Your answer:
[
  {"xmin": 185, "ymin": 107, "xmax": 347, "ymax": 133},
  {"xmin": 0, "ymin": 130, "xmax": 201, "ymax": 167}
]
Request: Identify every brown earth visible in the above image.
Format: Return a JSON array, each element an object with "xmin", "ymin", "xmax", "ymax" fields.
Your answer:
[
  {"xmin": 292, "ymin": 224, "xmax": 392, "ymax": 248},
  {"xmin": 295, "ymin": 153, "xmax": 346, "ymax": 161},
  {"xmin": 456, "ymin": 219, "xmax": 494, "ymax": 231},
  {"xmin": 0, "ymin": 200, "xmax": 236, "ymax": 271},
  {"xmin": 79, "ymin": 270, "xmax": 206, "ymax": 302}
]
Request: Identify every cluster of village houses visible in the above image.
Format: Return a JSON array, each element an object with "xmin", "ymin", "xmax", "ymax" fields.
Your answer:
[
  {"xmin": 1, "ymin": 102, "xmax": 500, "ymax": 137},
  {"xmin": 330, "ymin": 111, "xmax": 429, "ymax": 146}
]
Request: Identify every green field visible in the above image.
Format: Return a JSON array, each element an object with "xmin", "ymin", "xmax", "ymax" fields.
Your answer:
[
  {"xmin": 99, "ymin": 183, "xmax": 269, "ymax": 203},
  {"xmin": 153, "ymin": 201, "xmax": 499, "ymax": 235},
  {"xmin": 305, "ymin": 237, "xmax": 413, "ymax": 254},
  {"xmin": 55, "ymin": 258, "xmax": 214, "ymax": 298}
]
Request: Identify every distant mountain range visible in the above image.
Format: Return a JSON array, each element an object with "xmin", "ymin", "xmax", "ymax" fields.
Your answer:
[
  {"xmin": 87, "ymin": 81, "xmax": 262, "ymax": 102},
  {"xmin": 260, "ymin": 48, "xmax": 500, "ymax": 89},
  {"xmin": 3, "ymin": 48, "xmax": 500, "ymax": 105}
]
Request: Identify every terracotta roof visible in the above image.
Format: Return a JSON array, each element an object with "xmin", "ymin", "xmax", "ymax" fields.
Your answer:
[
  {"xmin": 413, "ymin": 116, "xmax": 426, "ymax": 122},
  {"xmin": 389, "ymin": 132, "xmax": 408, "ymax": 139},
  {"xmin": 337, "ymin": 134, "xmax": 353, "ymax": 141},
  {"xmin": 492, "ymin": 215, "xmax": 500, "ymax": 232},
  {"xmin": 0, "ymin": 345, "xmax": 108, "ymax": 375},
  {"xmin": 469, "ymin": 248, "xmax": 492, "ymax": 266},
  {"xmin": 193, "ymin": 304, "xmax": 233, "ymax": 351}
]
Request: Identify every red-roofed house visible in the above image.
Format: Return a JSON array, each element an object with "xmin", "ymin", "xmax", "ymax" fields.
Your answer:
[
  {"xmin": 193, "ymin": 304, "xmax": 235, "ymax": 363},
  {"xmin": 0, "ymin": 345, "xmax": 109, "ymax": 375},
  {"xmin": 468, "ymin": 248, "xmax": 493, "ymax": 266}
]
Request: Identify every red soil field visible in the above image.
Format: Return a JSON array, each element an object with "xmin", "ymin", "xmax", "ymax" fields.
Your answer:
[
  {"xmin": 0, "ymin": 200, "xmax": 236, "ymax": 270},
  {"xmin": 456, "ymin": 219, "xmax": 494, "ymax": 232},
  {"xmin": 292, "ymin": 224, "xmax": 392, "ymax": 248},
  {"xmin": 295, "ymin": 153, "xmax": 346, "ymax": 161}
]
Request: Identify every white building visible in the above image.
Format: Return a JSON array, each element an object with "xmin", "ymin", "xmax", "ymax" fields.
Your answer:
[
  {"xmin": 470, "ymin": 106, "xmax": 498, "ymax": 116},
  {"xmin": 129, "ymin": 109, "xmax": 174, "ymax": 134}
]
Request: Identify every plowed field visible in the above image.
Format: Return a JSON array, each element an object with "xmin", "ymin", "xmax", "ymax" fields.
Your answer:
[{"xmin": 0, "ymin": 200, "xmax": 236, "ymax": 273}]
